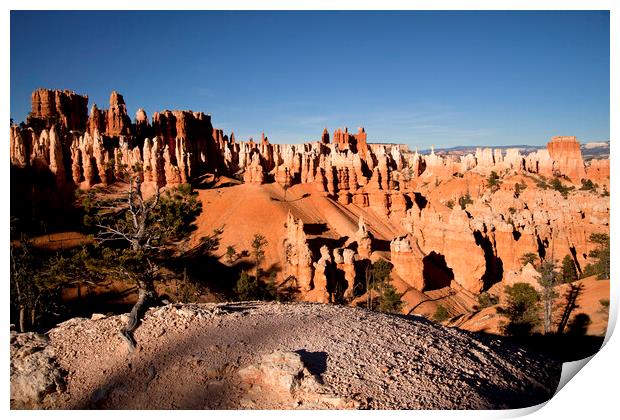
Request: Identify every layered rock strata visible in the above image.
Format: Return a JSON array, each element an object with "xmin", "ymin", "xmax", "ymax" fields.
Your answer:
[{"xmin": 10, "ymin": 88, "xmax": 610, "ymax": 300}]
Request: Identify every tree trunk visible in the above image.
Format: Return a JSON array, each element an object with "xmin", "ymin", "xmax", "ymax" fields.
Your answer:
[
  {"xmin": 30, "ymin": 307, "xmax": 36, "ymax": 330},
  {"xmin": 120, "ymin": 278, "xmax": 156, "ymax": 352},
  {"xmin": 19, "ymin": 305, "xmax": 26, "ymax": 333}
]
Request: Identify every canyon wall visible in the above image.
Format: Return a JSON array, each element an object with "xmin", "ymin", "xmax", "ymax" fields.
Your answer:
[{"xmin": 10, "ymin": 88, "xmax": 610, "ymax": 299}]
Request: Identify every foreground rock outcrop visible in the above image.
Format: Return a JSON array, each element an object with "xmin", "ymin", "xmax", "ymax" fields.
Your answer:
[
  {"xmin": 10, "ymin": 332, "xmax": 65, "ymax": 409},
  {"xmin": 11, "ymin": 302, "xmax": 561, "ymax": 409}
]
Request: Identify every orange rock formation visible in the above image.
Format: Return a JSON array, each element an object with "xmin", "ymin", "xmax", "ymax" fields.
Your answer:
[{"xmin": 10, "ymin": 88, "xmax": 610, "ymax": 312}]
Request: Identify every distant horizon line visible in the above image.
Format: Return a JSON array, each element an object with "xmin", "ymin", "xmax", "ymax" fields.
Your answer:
[{"xmin": 10, "ymin": 87, "xmax": 610, "ymax": 149}]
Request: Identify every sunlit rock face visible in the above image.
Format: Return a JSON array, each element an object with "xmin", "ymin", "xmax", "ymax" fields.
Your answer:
[{"xmin": 10, "ymin": 88, "xmax": 609, "ymax": 309}]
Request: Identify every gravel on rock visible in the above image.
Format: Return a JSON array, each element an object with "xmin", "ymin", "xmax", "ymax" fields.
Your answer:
[{"xmin": 18, "ymin": 301, "xmax": 560, "ymax": 409}]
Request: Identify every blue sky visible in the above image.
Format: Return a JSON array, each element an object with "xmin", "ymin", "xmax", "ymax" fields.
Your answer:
[{"xmin": 10, "ymin": 11, "xmax": 609, "ymax": 148}]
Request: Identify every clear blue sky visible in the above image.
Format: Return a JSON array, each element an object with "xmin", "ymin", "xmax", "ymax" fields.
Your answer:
[{"xmin": 10, "ymin": 11, "xmax": 609, "ymax": 148}]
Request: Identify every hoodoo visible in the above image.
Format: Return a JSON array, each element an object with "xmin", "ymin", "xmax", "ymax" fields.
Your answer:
[{"xmin": 9, "ymin": 88, "xmax": 610, "ymax": 317}]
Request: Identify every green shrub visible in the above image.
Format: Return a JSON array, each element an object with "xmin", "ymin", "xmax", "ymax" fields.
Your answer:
[
  {"xmin": 535, "ymin": 176, "xmax": 549, "ymax": 190},
  {"xmin": 477, "ymin": 292, "xmax": 499, "ymax": 309},
  {"xmin": 560, "ymin": 255, "xmax": 578, "ymax": 283},
  {"xmin": 225, "ymin": 245, "xmax": 238, "ymax": 264},
  {"xmin": 235, "ymin": 271, "xmax": 261, "ymax": 301},
  {"xmin": 176, "ymin": 269, "xmax": 201, "ymax": 303},
  {"xmin": 582, "ymin": 233, "xmax": 610, "ymax": 280},
  {"xmin": 379, "ymin": 282, "xmax": 404, "ymax": 314},
  {"xmin": 371, "ymin": 259, "xmax": 393, "ymax": 290},
  {"xmin": 458, "ymin": 193, "xmax": 473, "ymax": 210},
  {"xmin": 487, "ymin": 171, "xmax": 501, "ymax": 190},
  {"xmin": 550, "ymin": 177, "xmax": 575, "ymax": 199},
  {"xmin": 579, "ymin": 179, "xmax": 598, "ymax": 192},
  {"xmin": 514, "ymin": 181, "xmax": 527, "ymax": 196},
  {"xmin": 433, "ymin": 305, "xmax": 450, "ymax": 322},
  {"xmin": 520, "ymin": 252, "xmax": 538, "ymax": 267},
  {"xmin": 497, "ymin": 282, "xmax": 541, "ymax": 336}
]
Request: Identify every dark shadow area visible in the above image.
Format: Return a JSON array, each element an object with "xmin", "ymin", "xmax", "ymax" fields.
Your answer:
[
  {"xmin": 567, "ymin": 313, "xmax": 592, "ymax": 336},
  {"xmin": 307, "ymin": 236, "xmax": 348, "ymax": 260},
  {"xmin": 372, "ymin": 239, "xmax": 391, "ymax": 252},
  {"xmin": 412, "ymin": 192, "xmax": 428, "ymax": 210},
  {"xmin": 270, "ymin": 193, "xmax": 311, "ymax": 203},
  {"xmin": 193, "ymin": 176, "xmax": 242, "ymax": 190},
  {"xmin": 422, "ymin": 252, "xmax": 454, "ymax": 290},
  {"xmin": 10, "ymin": 165, "xmax": 85, "ymax": 238},
  {"xmin": 172, "ymin": 249, "xmax": 241, "ymax": 300},
  {"xmin": 556, "ymin": 283, "xmax": 585, "ymax": 335},
  {"xmin": 569, "ymin": 246, "xmax": 582, "ymax": 275},
  {"xmin": 295, "ymin": 350, "xmax": 328, "ymax": 377},
  {"xmin": 500, "ymin": 332, "xmax": 603, "ymax": 363},
  {"xmin": 536, "ymin": 235, "xmax": 548, "ymax": 260},
  {"xmin": 303, "ymin": 223, "xmax": 329, "ymax": 236},
  {"xmin": 473, "ymin": 230, "xmax": 504, "ymax": 290},
  {"xmin": 330, "ymin": 266, "xmax": 348, "ymax": 304},
  {"xmin": 402, "ymin": 194, "xmax": 413, "ymax": 211},
  {"xmin": 352, "ymin": 259, "xmax": 371, "ymax": 297}
]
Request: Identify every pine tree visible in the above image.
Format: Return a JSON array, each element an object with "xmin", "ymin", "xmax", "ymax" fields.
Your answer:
[
  {"xmin": 379, "ymin": 282, "xmax": 404, "ymax": 313},
  {"xmin": 235, "ymin": 271, "xmax": 260, "ymax": 301},
  {"xmin": 585, "ymin": 233, "xmax": 610, "ymax": 280},
  {"xmin": 251, "ymin": 234, "xmax": 268, "ymax": 281},
  {"xmin": 560, "ymin": 255, "xmax": 578, "ymax": 283},
  {"xmin": 433, "ymin": 305, "xmax": 450, "ymax": 322},
  {"xmin": 497, "ymin": 282, "xmax": 541, "ymax": 336}
]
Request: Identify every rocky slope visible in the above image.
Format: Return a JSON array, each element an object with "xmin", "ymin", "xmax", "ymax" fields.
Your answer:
[{"xmin": 11, "ymin": 302, "xmax": 560, "ymax": 410}]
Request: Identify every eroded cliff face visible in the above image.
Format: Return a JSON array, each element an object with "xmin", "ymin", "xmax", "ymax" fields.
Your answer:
[
  {"xmin": 11, "ymin": 89, "xmax": 605, "ymax": 195},
  {"xmin": 10, "ymin": 88, "xmax": 610, "ymax": 306},
  {"xmin": 28, "ymin": 88, "xmax": 89, "ymax": 132}
]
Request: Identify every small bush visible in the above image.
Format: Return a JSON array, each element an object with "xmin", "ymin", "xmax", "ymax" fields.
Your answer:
[
  {"xmin": 520, "ymin": 252, "xmax": 538, "ymax": 267},
  {"xmin": 225, "ymin": 245, "xmax": 238, "ymax": 264},
  {"xmin": 458, "ymin": 193, "xmax": 473, "ymax": 210},
  {"xmin": 477, "ymin": 292, "xmax": 499, "ymax": 309},
  {"xmin": 599, "ymin": 299, "xmax": 610, "ymax": 321},
  {"xmin": 497, "ymin": 282, "xmax": 541, "ymax": 336},
  {"xmin": 560, "ymin": 255, "xmax": 578, "ymax": 283},
  {"xmin": 514, "ymin": 181, "xmax": 527, "ymax": 197},
  {"xmin": 445, "ymin": 200, "xmax": 454, "ymax": 209},
  {"xmin": 235, "ymin": 271, "xmax": 261, "ymax": 301},
  {"xmin": 433, "ymin": 305, "xmax": 450, "ymax": 322},
  {"xmin": 550, "ymin": 177, "xmax": 575, "ymax": 199},
  {"xmin": 371, "ymin": 259, "xmax": 393, "ymax": 290},
  {"xmin": 487, "ymin": 171, "xmax": 501, "ymax": 190},
  {"xmin": 579, "ymin": 179, "xmax": 598, "ymax": 192},
  {"xmin": 583, "ymin": 233, "xmax": 610, "ymax": 280},
  {"xmin": 601, "ymin": 186, "xmax": 609, "ymax": 197},
  {"xmin": 535, "ymin": 176, "xmax": 549, "ymax": 190},
  {"xmin": 176, "ymin": 269, "xmax": 201, "ymax": 303},
  {"xmin": 379, "ymin": 282, "xmax": 404, "ymax": 314}
]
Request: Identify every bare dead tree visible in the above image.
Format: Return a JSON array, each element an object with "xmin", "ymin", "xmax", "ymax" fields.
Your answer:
[
  {"xmin": 82, "ymin": 158, "xmax": 201, "ymax": 352},
  {"xmin": 93, "ymin": 172, "xmax": 162, "ymax": 351}
]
